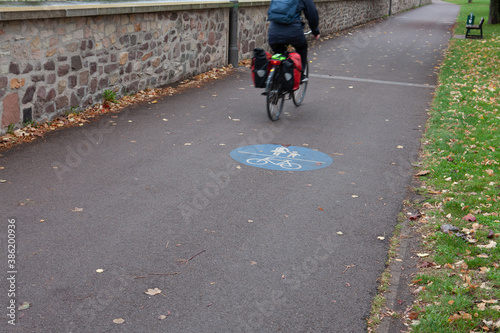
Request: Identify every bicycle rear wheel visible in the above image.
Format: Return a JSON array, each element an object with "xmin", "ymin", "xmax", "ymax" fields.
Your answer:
[
  {"xmin": 292, "ymin": 63, "xmax": 308, "ymax": 106},
  {"xmin": 266, "ymin": 69, "xmax": 285, "ymax": 121}
]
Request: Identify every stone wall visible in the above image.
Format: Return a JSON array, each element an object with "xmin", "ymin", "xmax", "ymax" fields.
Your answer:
[
  {"xmin": 0, "ymin": 0, "xmax": 430, "ymax": 134},
  {"xmin": 391, "ymin": 0, "xmax": 430, "ymax": 15},
  {"xmin": 0, "ymin": 7, "xmax": 229, "ymax": 130}
]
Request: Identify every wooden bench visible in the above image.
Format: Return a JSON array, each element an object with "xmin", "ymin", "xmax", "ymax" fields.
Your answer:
[{"xmin": 466, "ymin": 14, "xmax": 484, "ymax": 39}]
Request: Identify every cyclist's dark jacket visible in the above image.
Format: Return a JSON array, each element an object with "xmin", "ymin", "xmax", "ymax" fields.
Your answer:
[{"xmin": 267, "ymin": 0, "xmax": 320, "ymax": 45}]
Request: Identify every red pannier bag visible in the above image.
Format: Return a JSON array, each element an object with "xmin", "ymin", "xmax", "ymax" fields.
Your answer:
[
  {"xmin": 252, "ymin": 48, "xmax": 272, "ymax": 88},
  {"xmin": 288, "ymin": 52, "xmax": 302, "ymax": 91}
]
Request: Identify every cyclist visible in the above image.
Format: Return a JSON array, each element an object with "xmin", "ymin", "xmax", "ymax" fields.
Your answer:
[{"xmin": 267, "ymin": 0, "xmax": 320, "ymax": 78}]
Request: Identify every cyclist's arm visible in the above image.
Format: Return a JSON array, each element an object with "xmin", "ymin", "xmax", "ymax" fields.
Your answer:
[{"xmin": 302, "ymin": 0, "xmax": 320, "ymax": 37}]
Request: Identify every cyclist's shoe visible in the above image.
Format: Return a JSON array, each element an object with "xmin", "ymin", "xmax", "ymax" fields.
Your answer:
[
  {"xmin": 261, "ymin": 91, "xmax": 267, "ymax": 96},
  {"xmin": 300, "ymin": 76, "xmax": 309, "ymax": 83}
]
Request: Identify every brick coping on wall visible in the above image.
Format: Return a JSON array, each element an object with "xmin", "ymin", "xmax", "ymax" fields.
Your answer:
[
  {"xmin": 0, "ymin": 0, "xmax": 345, "ymax": 21},
  {"xmin": 0, "ymin": 0, "xmax": 264, "ymax": 21}
]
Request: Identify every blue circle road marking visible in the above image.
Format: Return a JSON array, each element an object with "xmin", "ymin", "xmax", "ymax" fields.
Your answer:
[{"xmin": 230, "ymin": 144, "xmax": 333, "ymax": 171}]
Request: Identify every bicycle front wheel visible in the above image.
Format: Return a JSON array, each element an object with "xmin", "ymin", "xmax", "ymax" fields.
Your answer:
[
  {"xmin": 266, "ymin": 69, "xmax": 285, "ymax": 121},
  {"xmin": 292, "ymin": 63, "xmax": 308, "ymax": 106}
]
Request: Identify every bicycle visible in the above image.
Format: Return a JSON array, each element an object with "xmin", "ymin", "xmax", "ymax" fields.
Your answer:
[
  {"xmin": 265, "ymin": 55, "xmax": 308, "ymax": 121},
  {"xmin": 246, "ymin": 157, "xmax": 302, "ymax": 170},
  {"xmin": 265, "ymin": 32, "xmax": 311, "ymax": 121}
]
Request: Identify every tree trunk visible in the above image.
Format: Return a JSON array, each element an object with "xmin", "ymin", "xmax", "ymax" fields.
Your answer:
[{"xmin": 490, "ymin": 0, "xmax": 500, "ymax": 24}]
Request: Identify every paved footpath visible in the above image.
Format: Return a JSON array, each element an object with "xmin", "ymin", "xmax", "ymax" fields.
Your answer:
[{"xmin": 1, "ymin": 1, "xmax": 459, "ymax": 332}]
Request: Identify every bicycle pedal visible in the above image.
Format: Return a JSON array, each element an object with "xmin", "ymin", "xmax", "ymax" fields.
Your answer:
[{"xmin": 301, "ymin": 77, "xmax": 309, "ymax": 83}]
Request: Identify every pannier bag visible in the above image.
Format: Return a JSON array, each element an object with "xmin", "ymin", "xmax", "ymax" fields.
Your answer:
[
  {"xmin": 280, "ymin": 52, "xmax": 302, "ymax": 92},
  {"xmin": 252, "ymin": 48, "xmax": 271, "ymax": 88}
]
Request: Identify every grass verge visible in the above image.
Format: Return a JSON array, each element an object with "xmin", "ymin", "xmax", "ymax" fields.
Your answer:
[{"xmin": 370, "ymin": 0, "xmax": 500, "ymax": 332}]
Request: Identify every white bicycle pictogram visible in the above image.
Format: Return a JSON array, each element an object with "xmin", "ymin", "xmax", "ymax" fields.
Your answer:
[{"xmin": 246, "ymin": 157, "xmax": 302, "ymax": 170}]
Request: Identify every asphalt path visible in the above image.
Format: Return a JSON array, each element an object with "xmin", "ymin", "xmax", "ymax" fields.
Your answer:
[{"xmin": 1, "ymin": 1, "xmax": 459, "ymax": 332}]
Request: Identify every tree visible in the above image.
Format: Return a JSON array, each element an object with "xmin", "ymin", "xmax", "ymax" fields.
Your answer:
[{"xmin": 490, "ymin": 0, "xmax": 500, "ymax": 24}]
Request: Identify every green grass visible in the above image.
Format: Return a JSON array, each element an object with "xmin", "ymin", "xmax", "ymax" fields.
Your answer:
[{"xmin": 387, "ymin": 0, "xmax": 500, "ymax": 331}]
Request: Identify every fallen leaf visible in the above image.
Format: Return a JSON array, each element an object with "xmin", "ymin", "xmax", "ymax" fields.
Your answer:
[
  {"xmin": 417, "ymin": 253, "xmax": 430, "ymax": 257},
  {"xmin": 96, "ymin": 269, "xmax": 104, "ymax": 273},
  {"xmin": 337, "ymin": 231, "xmax": 343, "ymax": 235},
  {"xmin": 145, "ymin": 288, "xmax": 162, "ymax": 296},
  {"xmin": 71, "ymin": 207, "xmax": 83, "ymax": 212},
  {"xmin": 397, "ymin": 145, "xmax": 404, "ymax": 149},
  {"xmin": 472, "ymin": 223, "xmax": 482, "ymax": 230},
  {"xmin": 409, "ymin": 211, "xmax": 422, "ymax": 220},
  {"xmin": 408, "ymin": 312, "xmax": 419, "ymax": 320},
  {"xmin": 419, "ymin": 261, "xmax": 434, "ymax": 268},
  {"xmin": 477, "ymin": 241, "xmax": 497, "ymax": 249},
  {"xmin": 463, "ymin": 214, "xmax": 476, "ymax": 222},
  {"xmin": 18, "ymin": 302, "xmax": 30, "ymax": 310},
  {"xmin": 377, "ymin": 236, "xmax": 385, "ymax": 240},
  {"xmin": 478, "ymin": 267, "xmax": 490, "ymax": 274},
  {"xmin": 448, "ymin": 312, "xmax": 472, "ymax": 322},
  {"xmin": 113, "ymin": 318, "xmax": 125, "ymax": 324},
  {"xmin": 482, "ymin": 299, "xmax": 498, "ymax": 304},
  {"xmin": 415, "ymin": 170, "xmax": 430, "ymax": 176},
  {"xmin": 318, "ymin": 206, "xmax": 324, "ymax": 211},
  {"xmin": 480, "ymin": 282, "xmax": 492, "ymax": 290}
]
